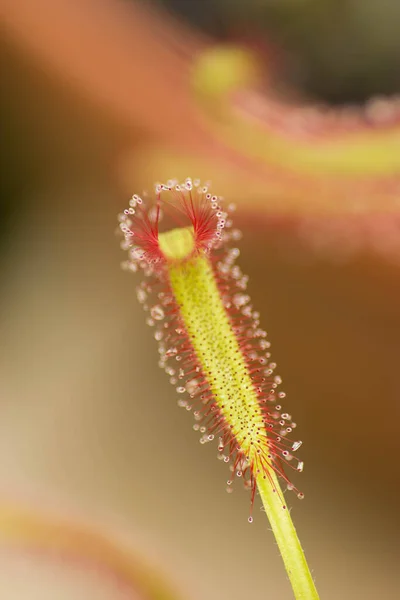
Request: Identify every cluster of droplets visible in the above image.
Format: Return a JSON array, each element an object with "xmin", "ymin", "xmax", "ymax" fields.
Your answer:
[
  {"xmin": 118, "ymin": 178, "xmax": 305, "ymax": 517},
  {"xmin": 237, "ymin": 89, "xmax": 400, "ymax": 144},
  {"xmin": 211, "ymin": 240, "xmax": 305, "ymax": 503},
  {"xmin": 118, "ymin": 177, "xmax": 233, "ymax": 275}
]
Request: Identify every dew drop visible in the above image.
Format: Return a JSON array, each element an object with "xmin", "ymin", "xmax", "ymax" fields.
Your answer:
[
  {"xmin": 186, "ymin": 379, "xmax": 199, "ymax": 395},
  {"xmin": 136, "ymin": 288, "xmax": 147, "ymax": 303},
  {"xmin": 176, "ymin": 386, "xmax": 186, "ymax": 394},
  {"xmin": 248, "ymin": 516, "xmax": 253, "ymax": 524},
  {"xmin": 150, "ymin": 305, "xmax": 165, "ymax": 320},
  {"xmin": 165, "ymin": 347, "xmax": 178, "ymax": 357},
  {"xmin": 297, "ymin": 492, "xmax": 305, "ymax": 500},
  {"xmin": 233, "ymin": 294, "xmax": 249, "ymax": 308},
  {"xmin": 292, "ymin": 441, "xmax": 302, "ymax": 452},
  {"xmin": 131, "ymin": 247, "xmax": 145, "ymax": 261},
  {"xmin": 297, "ymin": 461, "xmax": 304, "ymax": 473}
]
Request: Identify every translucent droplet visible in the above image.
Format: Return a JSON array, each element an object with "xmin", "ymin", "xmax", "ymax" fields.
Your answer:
[
  {"xmin": 131, "ymin": 247, "xmax": 145, "ymax": 261},
  {"xmin": 187, "ymin": 381, "xmax": 199, "ymax": 398},
  {"xmin": 248, "ymin": 516, "xmax": 253, "ymax": 524},
  {"xmin": 176, "ymin": 386, "xmax": 186, "ymax": 394},
  {"xmin": 165, "ymin": 347, "xmax": 178, "ymax": 357},
  {"xmin": 233, "ymin": 294, "xmax": 249, "ymax": 308},
  {"xmin": 297, "ymin": 461, "xmax": 304, "ymax": 473},
  {"xmin": 297, "ymin": 492, "xmax": 305, "ymax": 500},
  {"xmin": 231, "ymin": 230, "xmax": 242, "ymax": 241},
  {"xmin": 150, "ymin": 305, "xmax": 164, "ymax": 320},
  {"xmin": 292, "ymin": 441, "xmax": 302, "ymax": 452},
  {"xmin": 136, "ymin": 289, "xmax": 147, "ymax": 303}
]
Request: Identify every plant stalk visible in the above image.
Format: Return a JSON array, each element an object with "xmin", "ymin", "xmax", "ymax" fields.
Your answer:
[{"xmin": 257, "ymin": 473, "xmax": 319, "ymax": 600}]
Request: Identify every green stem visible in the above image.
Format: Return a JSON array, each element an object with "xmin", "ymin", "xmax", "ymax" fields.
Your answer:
[{"xmin": 257, "ymin": 473, "xmax": 319, "ymax": 600}]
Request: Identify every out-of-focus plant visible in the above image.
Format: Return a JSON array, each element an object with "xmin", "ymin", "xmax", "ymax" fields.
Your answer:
[
  {"xmin": 0, "ymin": 498, "xmax": 182, "ymax": 600},
  {"xmin": 2, "ymin": 0, "xmax": 399, "ymax": 250}
]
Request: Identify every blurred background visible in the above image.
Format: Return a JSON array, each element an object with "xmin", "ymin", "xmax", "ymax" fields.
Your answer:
[{"xmin": 1, "ymin": 1, "xmax": 400, "ymax": 598}]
